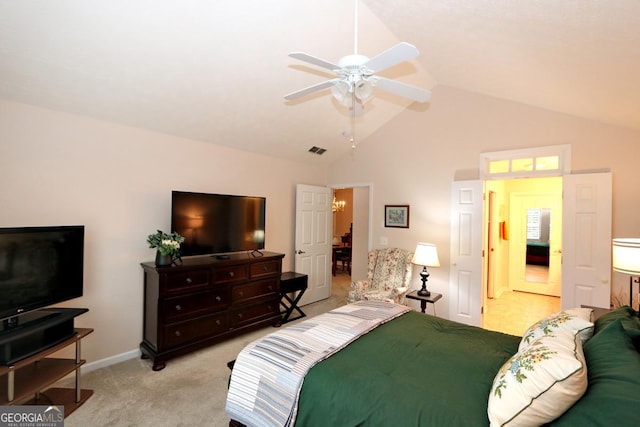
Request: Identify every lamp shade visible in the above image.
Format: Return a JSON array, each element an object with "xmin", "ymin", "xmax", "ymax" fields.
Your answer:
[
  {"xmin": 412, "ymin": 242, "xmax": 440, "ymax": 267},
  {"xmin": 612, "ymin": 238, "xmax": 640, "ymax": 275}
]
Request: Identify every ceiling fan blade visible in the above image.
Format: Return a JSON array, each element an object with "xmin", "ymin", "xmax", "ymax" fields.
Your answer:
[
  {"xmin": 284, "ymin": 79, "xmax": 340, "ymax": 100},
  {"xmin": 364, "ymin": 42, "xmax": 420, "ymax": 73},
  {"xmin": 373, "ymin": 77, "xmax": 431, "ymax": 103},
  {"xmin": 288, "ymin": 52, "xmax": 340, "ymax": 72}
]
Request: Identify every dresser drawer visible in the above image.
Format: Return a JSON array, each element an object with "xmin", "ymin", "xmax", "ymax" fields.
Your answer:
[
  {"xmin": 161, "ymin": 289, "xmax": 228, "ymax": 323},
  {"xmin": 250, "ymin": 260, "xmax": 280, "ymax": 279},
  {"xmin": 163, "ymin": 269, "xmax": 210, "ymax": 293},
  {"xmin": 214, "ymin": 265, "xmax": 248, "ymax": 284},
  {"xmin": 232, "ymin": 279, "xmax": 278, "ymax": 304},
  {"xmin": 163, "ymin": 312, "xmax": 228, "ymax": 348},
  {"xmin": 230, "ymin": 300, "xmax": 278, "ymax": 329}
]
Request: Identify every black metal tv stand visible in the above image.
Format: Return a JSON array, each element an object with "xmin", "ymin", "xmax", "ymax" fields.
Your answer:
[
  {"xmin": 0, "ymin": 308, "xmax": 88, "ymax": 365},
  {"xmin": 0, "ymin": 308, "xmax": 92, "ymax": 415}
]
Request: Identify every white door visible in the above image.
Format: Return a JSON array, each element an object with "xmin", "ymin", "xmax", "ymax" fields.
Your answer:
[
  {"xmin": 295, "ymin": 184, "xmax": 332, "ymax": 305},
  {"xmin": 509, "ymin": 192, "xmax": 562, "ymax": 296},
  {"xmin": 561, "ymin": 172, "xmax": 612, "ymax": 309},
  {"xmin": 449, "ymin": 180, "xmax": 484, "ymax": 326}
]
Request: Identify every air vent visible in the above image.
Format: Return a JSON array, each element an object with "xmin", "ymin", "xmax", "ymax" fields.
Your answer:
[{"xmin": 308, "ymin": 146, "xmax": 327, "ymax": 155}]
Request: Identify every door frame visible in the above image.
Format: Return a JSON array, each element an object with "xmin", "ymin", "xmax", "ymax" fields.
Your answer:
[
  {"xmin": 452, "ymin": 145, "xmax": 612, "ymax": 326},
  {"xmin": 330, "ymin": 182, "xmax": 373, "ymax": 285}
]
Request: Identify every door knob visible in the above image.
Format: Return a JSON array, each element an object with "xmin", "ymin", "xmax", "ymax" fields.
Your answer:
[{"xmin": 296, "ymin": 250, "xmax": 306, "ymax": 255}]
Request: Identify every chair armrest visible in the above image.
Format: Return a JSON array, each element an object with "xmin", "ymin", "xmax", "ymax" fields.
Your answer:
[
  {"xmin": 351, "ymin": 279, "xmax": 370, "ymax": 292},
  {"xmin": 348, "ymin": 280, "xmax": 371, "ymax": 303},
  {"xmin": 391, "ymin": 286, "xmax": 408, "ymax": 297},
  {"xmin": 391, "ymin": 286, "xmax": 409, "ymax": 304}
]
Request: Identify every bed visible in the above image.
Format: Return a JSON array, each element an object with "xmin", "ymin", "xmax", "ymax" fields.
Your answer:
[{"xmin": 226, "ymin": 302, "xmax": 640, "ymax": 427}]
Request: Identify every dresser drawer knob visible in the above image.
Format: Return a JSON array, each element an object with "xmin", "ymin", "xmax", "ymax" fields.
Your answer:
[
  {"xmin": 216, "ymin": 320, "xmax": 221, "ymax": 326},
  {"xmin": 263, "ymin": 266, "xmax": 268, "ymax": 271},
  {"xmin": 175, "ymin": 305, "xmax": 182, "ymax": 311},
  {"xmin": 237, "ymin": 313, "xmax": 243, "ymax": 319},
  {"xmin": 229, "ymin": 271, "xmax": 235, "ymax": 278},
  {"xmin": 268, "ymin": 285, "xmax": 273, "ymax": 291},
  {"xmin": 185, "ymin": 277, "xmax": 193, "ymax": 284},
  {"xmin": 174, "ymin": 330, "xmax": 181, "ymax": 337},
  {"xmin": 239, "ymin": 291, "xmax": 244, "ymax": 297},
  {"xmin": 215, "ymin": 296, "xmax": 222, "ymax": 302}
]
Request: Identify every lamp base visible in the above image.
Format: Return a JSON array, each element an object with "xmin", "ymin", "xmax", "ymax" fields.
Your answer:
[{"xmin": 418, "ymin": 266, "xmax": 431, "ymax": 296}]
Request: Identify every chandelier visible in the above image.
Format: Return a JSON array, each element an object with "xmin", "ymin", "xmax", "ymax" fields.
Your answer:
[{"xmin": 332, "ymin": 195, "xmax": 346, "ymax": 212}]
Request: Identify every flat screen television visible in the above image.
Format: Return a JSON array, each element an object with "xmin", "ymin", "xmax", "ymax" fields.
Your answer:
[
  {"xmin": 171, "ymin": 191, "xmax": 266, "ymax": 257},
  {"xmin": 0, "ymin": 225, "xmax": 84, "ymax": 322}
]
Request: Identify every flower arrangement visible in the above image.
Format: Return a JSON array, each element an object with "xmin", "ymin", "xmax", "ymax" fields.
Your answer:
[{"xmin": 147, "ymin": 230, "xmax": 185, "ymax": 257}]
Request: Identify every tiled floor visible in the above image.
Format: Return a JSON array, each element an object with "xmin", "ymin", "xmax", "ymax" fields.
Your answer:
[{"xmin": 483, "ymin": 290, "xmax": 560, "ymax": 336}]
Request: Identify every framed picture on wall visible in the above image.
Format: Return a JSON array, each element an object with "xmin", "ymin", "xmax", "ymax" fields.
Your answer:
[{"xmin": 384, "ymin": 205, "xmax": 410, "ymax": 228}]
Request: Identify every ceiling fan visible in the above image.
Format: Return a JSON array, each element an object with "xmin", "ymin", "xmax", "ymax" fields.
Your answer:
[{"xmin": 284, "ymin": 0, "xmax": 431, "ymax": 107}]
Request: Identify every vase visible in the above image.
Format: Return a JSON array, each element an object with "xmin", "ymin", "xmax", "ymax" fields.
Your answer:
[{"xmin": 155, "ymin": 251, "xmax": 172, "ymax": 267}]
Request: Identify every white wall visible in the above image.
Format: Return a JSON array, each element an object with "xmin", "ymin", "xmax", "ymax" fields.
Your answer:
[
  {"xmin": 351, "ymin": 186, "xmax": 370, "ymax": 281},
  {"xmin": 0, "ymin": 100, "xmax": 327, "ymax": 364},
  {"xmin": 327, "ymin": 85, "xmax": 640, "ymax": 317}
]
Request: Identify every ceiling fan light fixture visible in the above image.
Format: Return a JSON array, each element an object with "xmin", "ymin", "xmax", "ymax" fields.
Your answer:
[
  {"xmin": 331, "ymin": 80, "xmax": 353, "ymax": 107},
  {"xmin": 354, "ymin": 78, "xmax": 374, "ymax": 103}
]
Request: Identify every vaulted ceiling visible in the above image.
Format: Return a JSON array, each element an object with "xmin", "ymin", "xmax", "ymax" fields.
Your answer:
[{"xmin": 1, "ymin": 0, "xmax": 638, "ymax": 164}]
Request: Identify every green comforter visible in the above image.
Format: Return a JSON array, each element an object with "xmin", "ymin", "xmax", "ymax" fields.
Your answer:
[{"xmin": 295, "ymin": 311, "xmax": 520, "ymax": 427}]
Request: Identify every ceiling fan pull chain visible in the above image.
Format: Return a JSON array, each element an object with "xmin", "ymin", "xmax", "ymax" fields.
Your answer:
[{"xmin": 350, "ymin": 92, "xmax": 357, "ymax": 149}]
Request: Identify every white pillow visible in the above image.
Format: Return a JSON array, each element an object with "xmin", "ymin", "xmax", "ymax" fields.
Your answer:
[
  {"xmin": 518, "ymin": 308, "xmax": 594, "ymax": 352},
  {"xmin": 488, "ymin": 329, "xmax": 587, "ymax": 427}
]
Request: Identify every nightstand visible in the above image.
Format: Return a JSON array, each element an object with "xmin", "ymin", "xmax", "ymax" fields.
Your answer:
[{"xmin": 405, "ymin": 291, "xmax": 442, "ymax": 315}]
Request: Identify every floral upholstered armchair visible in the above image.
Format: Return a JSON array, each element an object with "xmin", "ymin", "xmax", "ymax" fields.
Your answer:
[{"xmin": 348, "ymin": 248, "xmax": 414, "ymax": 304}]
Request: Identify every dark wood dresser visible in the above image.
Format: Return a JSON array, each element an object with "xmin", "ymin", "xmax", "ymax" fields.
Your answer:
[{"xmin": 140, "ymin": 251, "xmax": 284, "ymax": 370}]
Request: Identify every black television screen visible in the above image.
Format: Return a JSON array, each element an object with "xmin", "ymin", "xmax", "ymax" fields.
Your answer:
[
  {"xmin": 0, "ymin": 225, "xmax": 84, "ymax": 322},
  {"xmin": 171, "ymin": 191, "xmax": 266, "ymax": 256}
]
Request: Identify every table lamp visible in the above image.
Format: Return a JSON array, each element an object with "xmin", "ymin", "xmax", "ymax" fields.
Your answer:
[
  {"xmin": 612, "ymin": 238, "xmax": 640, "ymax": 310},
  {"xmin": 412, "ymin": 243, "xmax": 440, "ymax": 296}
]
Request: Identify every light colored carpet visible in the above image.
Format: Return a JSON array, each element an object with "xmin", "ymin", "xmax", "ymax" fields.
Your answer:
[{"xmin": 58, "ymin": 272, "xmax": 352, "ymax": 427}]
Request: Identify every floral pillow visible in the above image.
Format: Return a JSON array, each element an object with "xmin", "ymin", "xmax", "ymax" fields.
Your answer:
[
  {"xmin": 488, "ymin": 329, "xmax": 588, "ymax": 426},
  {"xmin": 519, "ymin": 308, "xmax": 594, "ymax": 352}
]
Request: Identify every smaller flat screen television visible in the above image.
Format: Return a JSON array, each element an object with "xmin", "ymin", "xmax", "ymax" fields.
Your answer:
[
  {"xmin": 171, "ymin": 191, "xmax": 266, "ymax": 257},
  {"xmin": 0, "ymin": 225, "xmax": 84, "ymax": 322}
]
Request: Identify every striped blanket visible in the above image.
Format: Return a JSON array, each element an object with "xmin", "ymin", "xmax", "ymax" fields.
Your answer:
[{"xmin": 225, "ymin": 300, "xmax": 411, "ymax": 427}]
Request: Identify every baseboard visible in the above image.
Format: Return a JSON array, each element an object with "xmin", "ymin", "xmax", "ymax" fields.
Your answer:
[{"xmin": 80, "ymin": 348, "xmax": 140, "ymax": 375}]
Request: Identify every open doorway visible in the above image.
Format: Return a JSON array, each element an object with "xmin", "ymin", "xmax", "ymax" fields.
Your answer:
[
  {"xmin": 483, "ymin": 176, "xmax": 562, "ymax": 335},
  {"xmin": 330, "ymin": 185, "xmax": 371, "ymax": 305},
  {"xmin": 332, "ymin": 188, "xmax": 353, "ymax": 302},
  {"xmin": 450, "ymin": 145, "xmax": 612, "ymax": 330}
]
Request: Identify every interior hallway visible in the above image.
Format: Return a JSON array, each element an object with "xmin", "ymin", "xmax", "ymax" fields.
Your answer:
[{"xmin": 483, "ymin": 290, "xmax": 560, "ymax": 336}]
